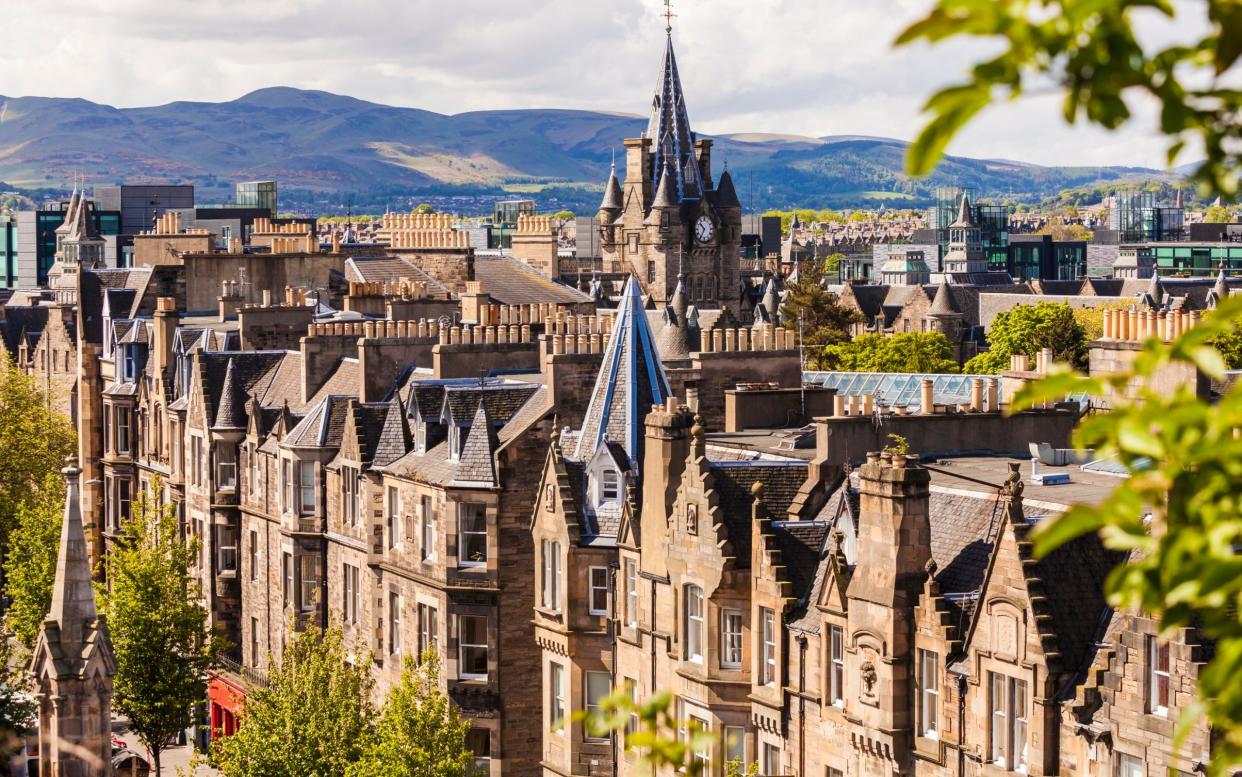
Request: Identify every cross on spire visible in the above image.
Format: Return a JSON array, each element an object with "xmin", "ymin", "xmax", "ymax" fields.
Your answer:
[{"xmin": 663, "ymin": 0, "xmax": 676, "ymax": 33}]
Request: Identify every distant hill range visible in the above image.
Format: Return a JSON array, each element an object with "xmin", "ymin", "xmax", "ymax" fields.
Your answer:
[{"xmin": 0, "ymin": 87, "xmax": 1169, "ymax": 212}]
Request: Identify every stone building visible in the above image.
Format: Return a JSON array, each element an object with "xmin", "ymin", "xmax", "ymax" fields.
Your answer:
[{"xmin": 597, "ymin": 32, "xmax": 743, "ymax": 316}]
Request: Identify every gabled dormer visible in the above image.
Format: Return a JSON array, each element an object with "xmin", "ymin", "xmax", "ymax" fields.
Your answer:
[{"xmin": 584, "ymin": 440, "xmax": 629, "ymax": 518}]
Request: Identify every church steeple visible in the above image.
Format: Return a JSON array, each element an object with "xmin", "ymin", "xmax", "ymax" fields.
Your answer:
[{"xmin": 646, "ymin": 31, "xmax": 698, "ymax": 205}]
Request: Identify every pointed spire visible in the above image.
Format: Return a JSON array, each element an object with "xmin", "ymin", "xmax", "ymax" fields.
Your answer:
[
  {"xmin": 57, "ymin": 184, "xmax": 80, "ymax": 237},
  {"xmin": 928, "ymin": 280, "xmax": 959, "ymax": 316},
  {"xmin": 1211, "ymin": 264, "xmax": 1229, "ymax": 306},
  {"xmin": 1147, "ymin": 271, "xmax": 1164, "ymax": 307},
  {"xmin": 600, "ymin": 161, "xmax": 623, "ymax": 212},
  {"xmin": 715, "ymin": 169, "xmax": 741, "ymax": 209},
  {"xmin": 670, "ymin": 273, "xmax": 688, "ymax": 321},
  {"xmin": 573, "ymin": 276, "xmax": 672, "ymax": 464},
  {"xmin": 213, "ymin": 357, "xmax": 246, "ymax": 430},
  {"xmin": 950, "ymin": 192, "xmax": 976, "ymax": 228},
  {"xmin": 645, "ymin": 32, "xmax": 696, "ymax": 207},
  {"xmin": 761, "ymin": 276, "xmax": 781, "ymax": 323},
  {"xmin": 47, "ymin": 458, "xmax": 96, "ymax": 650}
]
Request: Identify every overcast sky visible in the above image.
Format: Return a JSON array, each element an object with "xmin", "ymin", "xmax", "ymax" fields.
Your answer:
[{"xmin": 0, "ymin": 0, "xmax": 1209, "ymax": 169}]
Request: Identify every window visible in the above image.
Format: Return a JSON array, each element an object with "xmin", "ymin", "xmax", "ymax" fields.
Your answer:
[
  {"xmin": 645, "ymin": 257, "xmax": 654, "ymax": 281},
  {"xmin": 1147, "ymin": 636, "xmax": 1170, "ymax": 715},
  {"xmin": 250, "ymin": 617, "xmax": 259, "ymax": 667},
  {"xmin": 116, "ymin": 478, "xmax": 131, "ymax": 527},
  {"xmin": 248, "ymin": 530, "xmax": 258, "ymax": 580},
  {"xmin": 281, "ymin": 459, "xmax": 292, "ymax": 511},
  {"xmin": 216, "ymin": 444, "xmax": 236, "ymax": 489},
  {"xmin": 550, "ymin": 662, "xmax": 566, "ymax": 733},
  {"xmin": 761, "ymin": 608, "xmax": 777, "ymax": 686},
  {"xmin": 420, "ymin": 496, "xmax": 434, "ymax": 560},
  {"xmin": 688, "ymin": 715, "xmax": 710, "ymax": 772},
  {"xmin": 989, "ymin": 673, "xmax": 1028, "ymax": 772},
  {"xmin": 458, "ymin": 503, "xmax": 487, "ymax": 566},
  {"xmin": 624, "ymin": 678, "xmax": 639, "ymax": 740},
  {"xmin": 104, "ymin": 407, "xmax": 111, "ymax": 455},
  {"xmin": 116, "ymin": 406, "xmax": 131, "ymax": 454},
  {"xmin": 724, "ymin": 726, "xmax": 745, "ymax": 767},
  {"xmin": 298, "ymin": 461, "xmax": 315, "ymax": 514},
  {"xmin": 216, "ymin": 525, "xmax": 238, "ymax": 574},
  {"xmin": 458, "ymin": 615, "xmax": 488, "ymax": 680},
  {"xmin": 685, "ymin": 585, "xmax": 704, "ymax": 663},
  {"xmin": 1117, "ymin": 753, "xmax": 1145, "ymax": 777},
  {"xmin": 625, "ymin": 559, "xmax": 638, "ymax": 627},
  {"xmin": 467, "ymin": 729, "xmax": 491, "ymax": 776},
  {"xmin": 281, "ymin": 552, "xmax": 293, "ymax": 608},
  {"xmin": 919, "ymin": 649, "xmax": 939, "ymax": 738},
  {"xmin": 762, "ymin": 743, "xmax": 781, "ymax": 776},
  {"xmin": 415, "ymin": 421, "xmax": 426, "ymax": 453},
  {"xmin": 600, "ymin": 469, "xmax": 619, "ymax": 501},
  {"xmin": 389, "ymin": 592, "xmax": 401, "ymax": 655},
  {"xmin": 827, "ymin": 769, "xmax": 844, "ymax": 777},
  {"xmin": 541, "ymin": 540, "xmax": 562, "ymax": 611},
  {"xmin": 341, "ymin": 466, "xmax": 357, "ymax": 525},
  {"xmin": 584, "ymin": 672, "xmax": 611, "ymax": 742},
  {"xmin": 343, "ymin": 564, "xmax": 360, "ymax": 625},
  {"xmin": 386, "ymin": 487, "xmax": 400, "ymax": 549},
  {"xmin": 418, "ymin": 604, "xmax": 438, "ymax": 658},
  {"xmin": 299, "ymin": 554, "xmax": 319, "ymax": 612},
  {"xmin": 828, "ymin": 625, "xmax": 844, "ymax": 705},
  {"xmin": 721, "ymin": 609, "xmax": 743, "ymax": 669},
  {"xmin": 588, "ymin": 567, "xmax": 609, "ymax": 616},
  {"xmin": 191, "ymin": 436, "xmax": 203, "ymax": 486}
]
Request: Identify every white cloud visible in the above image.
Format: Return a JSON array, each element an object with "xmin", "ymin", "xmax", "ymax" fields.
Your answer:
[{"xmin": 0, "ymin": 0, "xmax": 1196, "ymax": 168}]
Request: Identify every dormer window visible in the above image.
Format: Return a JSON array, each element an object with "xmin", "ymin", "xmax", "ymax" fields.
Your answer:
[
  {"xmin": 601, "ymin": 469, "xmax": 619, "ymax": 502},
  {"xmin": 121, "ymin": 346, "xmax": 136, "ymax": 381},
  {"xmin": 415, "ymin": 421, "xmax": 426, "ymax": 453}
]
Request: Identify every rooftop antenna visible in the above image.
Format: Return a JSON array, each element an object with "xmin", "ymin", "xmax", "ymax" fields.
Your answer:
[{"xmin": 663, "ymin": 0, "xmax": 676, "ymax": 34}]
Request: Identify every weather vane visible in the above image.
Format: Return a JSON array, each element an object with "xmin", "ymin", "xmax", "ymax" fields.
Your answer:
[{"xmin": 663, "ymin": 0, "xmax": 676, "ymax": 33}]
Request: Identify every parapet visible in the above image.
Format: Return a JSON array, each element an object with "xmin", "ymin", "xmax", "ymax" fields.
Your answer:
[
  {"xmin": 347, "ymin": 280, "xmax": 442, "ymax": 300},
  {"xmin": 380, "ymin": 211, "xmax": 468, "ymax": 249},
  {"xmin": 1099, "ymin": 307, "xmax": 1199, "ymax": 344},
  {"xmin": 516, "ymin": 215, "xmax": 555, "ymax": 234},
  {"xmin": 698, "ymin": 325, "xmax": 797, "ymax": 354}
]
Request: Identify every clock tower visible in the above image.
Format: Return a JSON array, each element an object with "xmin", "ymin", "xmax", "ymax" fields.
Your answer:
[{"xmin": 597, "ymin": 27, "xmax": 744, "ymax": 315}]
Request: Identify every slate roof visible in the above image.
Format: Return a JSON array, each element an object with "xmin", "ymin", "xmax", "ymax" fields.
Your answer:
[
  {"xmin": 212, "ymin": 358, "xmax": 247, "ymax": 430},
  {"xmin": 346, "ymin": 256, "xmax": 451, "ymax": 296},
  {"xmin": 769, "ymin": 520, "xmax": 831, "ymax": 602},
  {"xmin": 600, "ymin": 165, "xmax": 623, "ymax": 211},
  {"xmin": 284, "ymin": 395, "xmax": 354, "ymax": 449},
  {"xmin": 455, "ymin": 401, "xmax": 499, "ymax": 485},
  {"xmin": 573, "ymin": 276, "xmax": 671, "ymax": 464},
  {"xmin": 472, "ymin": 255, "xmax": 593, "ymax": 305},
  {"xmin": 442, "ymin": 384, "xmax": 541, "ymax": 427},
  {"xmin": 708, "ymin": 460, "xmax": 809, "ymax": 566},
  {"xmin": 372, "ymin": 396, "xmax": 412, "ymax": 468},
  {"xmin": 646, "ymin": 33, "xmax": 700, "ymax": 203}
]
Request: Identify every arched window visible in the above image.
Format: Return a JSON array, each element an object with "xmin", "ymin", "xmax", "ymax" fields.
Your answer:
[{"xmin": 684, "ymin": 585, "xmax": 704, "ymax": 662}]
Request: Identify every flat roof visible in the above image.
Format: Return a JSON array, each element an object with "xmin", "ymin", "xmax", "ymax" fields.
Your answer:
[{"xmin": 920, "ymin": 454, "xmax": 1123, "ymax": 511}]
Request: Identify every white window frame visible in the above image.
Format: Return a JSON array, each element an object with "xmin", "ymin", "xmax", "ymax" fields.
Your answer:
[
  {"xmin": 685, "ymin": 585, "xmax": 704, "ymax": 663},
  {"xmin": 341, "ymin": 466, "xmax": 357, "ymax": 526},
  {"xmin": 216, "ymin": 524, "xmax": 238, "ymax": 575},
  {"xmin": 389, "ymin": 592, "xmax": 401, "ymax": 655},
  {"xmin": 600, "ymin": 468, "xmax": 619, "ymax": 502},
  {"xmin": 584, "ymin": 671, "xmax": 611, "ymax": 742},
  {"xmin": 343, "ymin": 563, "xmax": 360, "ymax": 625},
  {"xmin": 761, "ymin": 608, "xmax": 777, "ymax": 686},
  {"xmin": 721, "ymin": 609, "xmax": 743, "ymax": 669},
  {"xmin": 919, "ymin": 649, "xmax": 939, "ymax": 739},
  {"xmin": 762, "ymin": 743, "xmax": 781, "ymax": 776},
  {"xmin": 418, "ymin": 603, "xmax": 438, "ymax": 658},
  {"xmin": 1147, "ymin": 636, "xmax": 1170, "ymax": 716},
  {"xmin": 828, "ymin": 625, "xmax": 844, "ymax": 705},
  {"xmin": 387, "ymin": 486, "xmax": 400, "ymax": 549},
  {"xmin": 989, "ymin": 672, "xmax": 1028, "ymax": 773},
  {"xmin": 625, "ymin": 558, "xmax": 638, "ymax": 628},
  {"xmin": 420, "ymin": 495, "xmax": 434, "ymax": 560},
  {"xmin": 550, "ymin": 662, "xmax": 566, "ymax": 734},
  {"xmin": 724, "ymin": 725, "xmax": 745, "ymax": 767},
  {"xmin": 297, "ymin": 460, "xmax": 315, "ymax": 515},
  {"xmin": 116, "ymin": 406, "xmax": 131, "ymax": 454},
  {"xmin": 458, "ymin": 615, "xmax": 488, "ymax": 681},
  {"xmin": 588, "ymin": 566, "xmax": 609, "ymax": 616},
  {"xmin": 216, "ymin": 443, "xmax": 236, "ymax": 490},
  {"xmin": 457, "ymin": 503, "xmax": 487, "ymax": 567},
  {"xmin": 298, "ymin": 554, "xmax": 319, "ymax": 613}
]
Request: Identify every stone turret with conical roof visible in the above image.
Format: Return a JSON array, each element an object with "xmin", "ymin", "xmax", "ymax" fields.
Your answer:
[
  {"xmin": 212, "ymin": 357, "xmax": 247, "ymax": 431},
  {"xmin": 30, "ymin": 458, "xmax": 116, "ymax": 777},
  {"xmin": 941, "ymin": 193, "xmax": 988, "ymax": 277},
  {"xmin": 598, "ymin": 161, "xmax": 623, "ymax": 226},
  {"xmin": 1140, "ymin": 271, "xmax": 1166, "ymax": 309},
  {"xmin": 753, "ymin": 275, "xmax": 781, "ymax": 326}
]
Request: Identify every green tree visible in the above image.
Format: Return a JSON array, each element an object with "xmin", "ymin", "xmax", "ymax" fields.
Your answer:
[
  {"xmin": 1204, "ymin": 205, "xmax": 1233, "ymax": 223},
  {"xmin": 413, "ymin": 204, "xmax": 436, "ymax": 215},
  {"xmin": 578, "ymin": 689, "xmax": 714, "ymax": 776},
  {"xmin": 348, "ymin": 651, "xmax": 474, "ymax": 777},
  {"xmin": 822, "ymin": 252, "xmax": 844, "ymax": 278},
  {"xmin": 780, "ymin": 259, "xmax": 865, "ymax": 369},
  {"xmin": 552, "ymin": 210, "xmax": 575, "ymax": 221},
  {"xmin": 4, "ymin": 473, "xmax": 65, "ymax": 652},
  {"xmin": 1072, "ymin": 302, "xmax": 1135, "ymax": 343},
  {"xmin": 102, "ymin": 486, "xmax": 219, "ymax": 776},
  {"xmin": 212, "ymin": 624, "xmax": 374, "ymax": 777},
  {"xmin": 896, "ymin": 0, "xmax": 1242, "ymax": 195},
  {"xmin": 0, "ymin": 357, "xmax": 75, "ymax": 561},
  {"xmin": 824, "ymin": 332, "xmax": 959, "ymax": 373},
  {"xmin": 0, "ymin": 636, "xmax": 35, "ymax": 754},
  {"xmin": 965, "ymin": 302, "xmax": 1088, "ymax": 374}
]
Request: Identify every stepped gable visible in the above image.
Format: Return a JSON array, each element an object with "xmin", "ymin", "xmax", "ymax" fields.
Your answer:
[
  {"xmin": 573, "ymin": 275, "xmax": 671, "ymax": 464},
  {"xmin": 708, "ymin": 460, "xmax": 809, "ymax": 567}
]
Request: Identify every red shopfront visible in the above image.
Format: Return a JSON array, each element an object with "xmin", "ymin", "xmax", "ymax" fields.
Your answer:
[{"xmin": 207, "ymin": 672, "xmax": 246, "ymax": 739}]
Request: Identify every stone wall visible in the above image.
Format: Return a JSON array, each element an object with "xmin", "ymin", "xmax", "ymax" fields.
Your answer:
[
  {"xmin": 389, "ymin": 247, "xmax": 474, "ymax": 294},
  {"xmin": 239, "ymin": 305, "xmax": 315, "ymax": 351},
  {"xmin": 182, "ymin": 253, "xmax": 346, "ymax": 313},
  {"xmin": 724, "ymin": 386, "xmax": 835, "ymax": 432},
  {"xmin": 433, "ymin": 342, "xmax": 540, "ymax": 379}
]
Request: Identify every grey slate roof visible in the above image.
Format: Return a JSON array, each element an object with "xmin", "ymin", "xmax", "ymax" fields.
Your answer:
[
  {"xmin": 212, "ymin": 357, "xmax": 247, "ymax": 430},
  {"xmin": 708, "ymin": 460, "xmax": 809, "ymax": 567},
  {"xmin": 372, "ymin": 395, "xmax": 412, "ymax": 468},
  {"xmin": 455, "ymin": 401, "xmax": 499, "ymax": 485},
  {"xmin": 472, "ymin": 256, "xmax": 593, "ymax": 306},
  {"xmin": 646, "ymin": 33, "xmax": 700, "ymax": 203},
  {"xmin": 770, "ymin": 520, "xmax": 831, "ymax": 601}
]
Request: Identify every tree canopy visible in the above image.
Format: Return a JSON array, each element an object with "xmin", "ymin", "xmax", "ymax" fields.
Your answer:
[
  {"xmin": 779, "ymin": 259, "xmax": 864, "ymax": 369},
  {"xmin": 4, "ymin": 473, "xmax": 65, "ymax": 653},
  {"xmin": 102, "ymin": 485, "xmax": 219, "ymax": 776},
  {"xmin": 965, "ymin": 301, "xmax": 1088, "ymax": 374},
  {"xmin": 823, "ymin": 332, "xmax": 959, "ymax": 374},
  {"xmin": 212, "ymin": 624, "xmax": 375, "ymax": 777}
]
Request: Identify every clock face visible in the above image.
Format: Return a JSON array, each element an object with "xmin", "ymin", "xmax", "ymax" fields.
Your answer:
[{"xmin": 695, "ymin": 216, "xmax": 715, "ymax": 243}]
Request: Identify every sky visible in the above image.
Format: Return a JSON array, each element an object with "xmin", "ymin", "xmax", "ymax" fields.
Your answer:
[{"xmin": 0, "ymin": 0, "xmax": 1210, "ymax": 169}]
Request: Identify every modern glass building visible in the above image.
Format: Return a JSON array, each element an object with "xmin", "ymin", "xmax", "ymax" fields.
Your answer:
[
  {"xmin": 15, "ymin": 205, "xmax": 122, "ymax": 286},
  {"xmin": 235, "ymin": 181, "xmax": 278, "ymax": 218},
  {"xmin": 1109, "ymin": 190, "xmax": 1184, "ymax": 243},
  {"xmin": 0, "ymin": 216, "xmax": 16, "ymax": 288},
  {"xmin": 1150, "ymin": 242, "xmax": 1242, "ymax": 275},
  {"xmin": 926, "ymin": 187, "xmax": 1009, "ymax": 269},
  {"xmin": 1007, "ymin": 235, "xmax": 1087, "ymax": 280},
  {"xmin": 490, "ymin": 199, "xmax": 535, "ymax": 249}
]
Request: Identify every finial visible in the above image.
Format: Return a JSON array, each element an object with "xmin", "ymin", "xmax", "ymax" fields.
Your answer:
[
  {"xmin": 663, "ymin": 0, "xmax": 675, "ymax": 34},
  {"xmin": 750, "ymin": 480, "xmax": 765, "ymax": 497},
  {"xmin": 611, "ymin": 147, "xmax": 616, "ymax": 172},
  {"xmin": 677, "ymin": 244, "xmax": 684, "ymax": 279}
]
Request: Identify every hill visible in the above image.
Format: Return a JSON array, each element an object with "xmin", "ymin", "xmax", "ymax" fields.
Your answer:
[{"xmin": 0, "ymin": 87, "xmax": 1167, "ymax": 212}]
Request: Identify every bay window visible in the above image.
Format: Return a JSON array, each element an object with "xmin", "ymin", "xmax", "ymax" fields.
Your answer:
[
  {"xmin": 458, "ymin": 615, "xmax": 488, "ymax": 680},
  {"xmin": 721, "ymin": 609, "xmax": 743, "ymax": 669}
]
